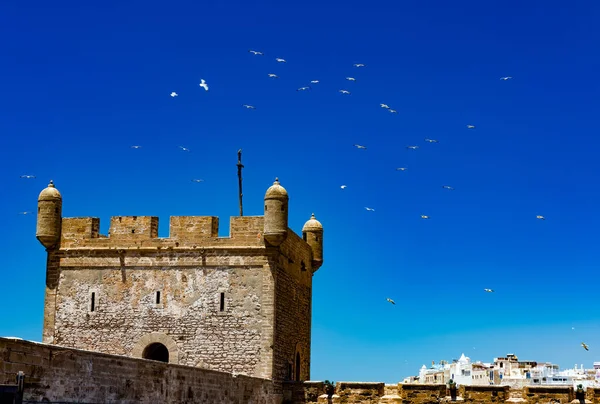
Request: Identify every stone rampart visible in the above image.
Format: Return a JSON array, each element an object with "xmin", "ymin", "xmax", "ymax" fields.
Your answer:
[
  {"xmin": 282, "ymin": 381, "xmax": 600, "ymax": 403},
  {"xmin": 4, "ymin": 337, "xmax": 599, "ymax": 403},
  {"xmin": 0, "ymin": 337, "xmax": 278, "ymax": 403},
  {"xmin": 60, "ymin": 215, "xmax": 268, "ymax": 249}
]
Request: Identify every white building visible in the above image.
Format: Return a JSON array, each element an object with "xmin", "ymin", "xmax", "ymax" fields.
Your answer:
[{"xmin": 414, "ymin": 354, "xmax": 600, "ymax": 388}]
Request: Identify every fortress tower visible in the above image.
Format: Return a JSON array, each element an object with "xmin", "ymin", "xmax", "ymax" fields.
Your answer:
[{"xmin": 35, "ymin": 178, "xmax": 323, "ymax": 384}]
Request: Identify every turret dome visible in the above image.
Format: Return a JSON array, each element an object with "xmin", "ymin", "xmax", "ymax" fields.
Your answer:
[
  {"xmin": 265, "ymin": 178, "xmax": 288, "ymax": 199},
  {"xmin": 38, "ymin": 180, "xmax": 62, "ymax": 201},
  {"xmin": 302, "ymin": 213, "xmax": 323, "ymax": 232}
]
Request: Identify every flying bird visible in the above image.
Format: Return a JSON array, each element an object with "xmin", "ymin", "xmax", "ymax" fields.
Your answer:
[
  {"xmin": 340, "ymin": 185, "xmax": 347, "ymax": 189},
  {"xmin": 131, "ymin": 145, "xmax": 142, "ymax": 149},
  {"xmin": 297, "ymin": 86, "xmax": 310, "ymax": 91},
  {"xmin": 248, "ymin": 50, "xmax": 264, "ymax": 55},
  {"xmin": 268, "ymin": 73, "xmax": 279, "ymax": 78},
  {"xmin": 365, "ymin": 207, "xmax": 375, "ymax": 211},
  {"xmin": 380, "ymin": 104, "xmax": 390, "ymax": 109},
  {"xmin": 354, "ymin": 144, "xmax": 367, "ymax": 149},
  {"xmin": 191, "ymin": 179, "xmax": 204, "ymax": 183},
  {"xmin": 20, "ymin": 175, "xmax": 35, "ymax": 179},
  {"xmin": 425, "ymin": 139, "xmax": 439, "ymax": 143},
  {"xmin": 243, "ymin": 104, "xmax": 256, "ymax": 109},
  {"xmin": 170, "ymin": 92, "xmax": 178, "ymax": 97},
  {"xmin": 18, "ymin": 211, "xmax": 33, "ymax": 215},
  {"xmin": 353, "ymin": 63, "xmax": 365, "ymax": 67},
  {"xmin": 421, "ymin": 215, "xmax": 430, "ymax": 219},
  {"xmin": 179, "ymin": 146, "xmax": 190, "ymax": 152},
  {"xmin": 339, "ymin": 90, "xmax": 351, "ymax": 94},
  {"xmin": 275, "ymin": 58, "xmax": 286, "ymax": 63},
  {"xmin": 500, "ymin": 76, "xmax": 512, "ymax": 81},
  {"xmin": 389, "ymin": 109, "xmax": 398, "ymax": 114},
  {"xmin": 442, "ymin": 185, "xmax": 454, "ymax": 190},
  {"xmin": 345, "ymin": 77, "xmax": 356, "ymax": 81},
  {"xmin": 386, "ymin": 298, "xmax": 395, "ymax": 305},
  {"xmin": 582, "ymin": 342, "xmax": 589, "ymax": 351},
  {"xmin": 484, "ymin": 288, "xmax": 494, "ymax": 293},
  {"xmin": 536, "ymin": 215, "xmax": 545, "ymax": 220},
  {"xmin": 310, "ymin": 80, "xmax": 319, "ymax": 84},
  {"xmin": 396, "ymin": 167, "xmax": 407, "ymax": 171},
  {"xmin": 467, "ymin": 125, "xmax": 475, "ymax": 129},
  {"xmin": 406, "ymin": 145, "xmax": 419, "ymax": 150},
  {"xmin": 199, "ymin": 79, "xmax": 209, "ymax": 91}
]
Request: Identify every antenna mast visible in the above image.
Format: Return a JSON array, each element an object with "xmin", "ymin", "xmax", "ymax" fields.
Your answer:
[{"xmin": 237, "ymin": 149, "xmax": 244, "ymax": 216}]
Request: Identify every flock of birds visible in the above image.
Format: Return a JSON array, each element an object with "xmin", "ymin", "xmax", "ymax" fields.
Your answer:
[{"xmin": 16, "ymin": 48, "xmax": 590, "ymax": 353}]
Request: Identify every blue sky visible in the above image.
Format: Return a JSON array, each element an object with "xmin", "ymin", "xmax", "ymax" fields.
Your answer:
[{"xmin": 1, "ymin": 0, "xmax": 599, "ymax": 383}]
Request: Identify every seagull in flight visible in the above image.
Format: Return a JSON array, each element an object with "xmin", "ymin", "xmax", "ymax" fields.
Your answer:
[
  {"xmin": 275, "ymin": 58, "xmax": 286, "ymax": 63},
  {"xmin": 310, "ymin": 80, "xmax": 319, "ymax": 84},
  {"xmin": 536, "ymin": 215, "xmax": 545, "ymax": 220},
  {"xmin": 268, "ymin": 73, "xmax": 279, "ymax": 78},
  {"xmin": 442, "ymin": 185, "xmax": 454, "ymax": 190},
  {"xmin": 20, "ymin": 175, "xmax": 35, "ymax": 179},
  {"xmin": 249, "ymin": 50, "xmax": 264, "ymax": 55},
  {"xmin": 131, "ymin": 145, "xmax": 142, "ymax": 149},
  {"xmin": 406, "ymin": 145, "xmax": 419, "ymax": 150},
  {"xmin": 484, "ymin": 288, "xmax": 494, "ymax": 293},
  {"xmin": 353, "ymin": 63, "xmax": 365, "ymax": 67},
  {"xmin": 179, "ymin": 146, "xmax": 190, "ymax": 152},
  {"xmin": 380, "ymin": 104, "xmax": 390, "ymax": 109},
  {"xmin": 170, "ymin": 92, "xmax": 178, "ymax": 97},
  {"xmin": 18, "ymin": 211, "xmax": 33, "ymax": 215},
  {"xmin": 243, "ymin": 104, "xmax": 256, "ymax": 109},
  {"xmin": 354, "ymin": 144, "xmax": 367, "ymax": 149},
  {"xmin": 386, "ymin": 298, "xmax": 395, "ymax": 305},
  {"xmin": 500, "ymin": 76, "xmax": 513, "ymax": 81},
  {"xmin": 191, "ymin": 179, "xmax": 204, "ymax": 183},
  {"xmin": 421, "ymin": 215, "xmax": 430, "ymax": 219},
  {"xmin": 340, "ymin": 185, "xmax": 347, "ymax": 189},
  {"xmin": 339, "ymin": 89, "xmax": 351, "ymax": 94},
  {"xmin": 582, "ymin": 342, "xmax": 589, "ymax": 351},
  {"xmin": 425, "ymin": 139, "xmax": 439, "ymax": 143},
  {"xmin": 396, "ymin": 167, "xmax": 407, "ymax": 171},
  {"xmin": 345, "ymin": 77, "xmax": 356, "ymax": 81},
  {"xmin": 297, "ymin": 86, "xmax": 310, "ymax": 91},
  {"xmin": 389, "ymin": 109, "xmax": 398, "ymax": 114},
  {"xmin": 365, "ymin": 207, "xmax": 375, "ymax": 211},
  {"xmin": 199, "ymin": 79, "xmax": 209, "ymax": 91},
  {"xmin": 467, "ymin": 125, "xmax": 475, "ymax": 129}
]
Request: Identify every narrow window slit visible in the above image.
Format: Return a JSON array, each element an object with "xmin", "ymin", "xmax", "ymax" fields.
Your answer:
[
  {"xmin": 90, "ymin": 292, "xmax": 96, "ymax": 312},
  {"xmin": 156, "ymin": 291, "xmax": 161, "ymax": 304},
  {"xmin": 220, "ymin": 292, "xmax": 225, "ymax": 312}
]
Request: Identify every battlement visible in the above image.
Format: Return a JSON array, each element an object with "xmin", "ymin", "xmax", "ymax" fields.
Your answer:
[{"xmin": 60, "ymin": 215, "xmax": 272, "ymax": 249}]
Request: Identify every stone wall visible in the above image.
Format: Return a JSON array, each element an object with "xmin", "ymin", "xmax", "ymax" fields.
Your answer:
[
  {"xmin": 272, "ymin": 230, "xmax": 315, "ymax": 385},
  {"xmin": 281, "ymin": 381, "xmax": 600, "ymax": 403},
  {"xmin": 52, "ymin": 258, "xmax": 270, "ymax": 378},
  {"xmin": 0, "ymin": 337, "xmax": 278, "ymax": 404}
]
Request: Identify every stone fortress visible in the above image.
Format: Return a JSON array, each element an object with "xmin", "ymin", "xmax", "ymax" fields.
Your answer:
[
  {"xmin": 35, "ymin": 177, "xmax": 323, "ymax": 383},
  {"xmin": 1, "ymin": 178, "xmax": 600, "ymax": 403}
]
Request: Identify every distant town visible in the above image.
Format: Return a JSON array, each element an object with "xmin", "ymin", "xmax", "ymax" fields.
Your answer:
[{"xmin": 405, "ymin": 353, "xmax": 600, "ymax": 388}]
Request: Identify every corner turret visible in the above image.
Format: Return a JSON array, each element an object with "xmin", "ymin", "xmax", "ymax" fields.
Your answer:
[
  {"xmin": 36, "ymin": 180, "xmax": 62, "ymax": 249},
  {"xmin": 263, "ymin": 178, "xmax": 288, "ymax": 246},
  {"xmin": 302, "ymin": 213, "xmax": 323, "ymax": 271}
]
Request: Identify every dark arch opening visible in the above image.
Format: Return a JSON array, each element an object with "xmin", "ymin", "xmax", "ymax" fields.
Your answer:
[
  {"xmin": 142, "ymin": 342, "xmax": 169, "ymax": 363},
  {"xmin": 295, "ymin": 352, "xmax": 301, "ymax": 381}
]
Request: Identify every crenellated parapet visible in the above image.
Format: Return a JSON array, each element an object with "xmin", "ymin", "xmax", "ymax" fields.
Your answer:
[
  {"xmin": 59, "ymin": 215, "xmax": 267, "ymax": 248},
  {"xmin": 282, "ymin": 382, "xmax": 600, "ymax": 403}
]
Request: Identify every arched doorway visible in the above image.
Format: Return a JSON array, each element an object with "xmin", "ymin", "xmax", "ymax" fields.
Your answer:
[
  {"xmin": 142, "ymin": 342, "xmax": 169, "ymax": 363},
  {"xmin": 295, "ymin": 352, "xmax": 301, "ymax": 381}
]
